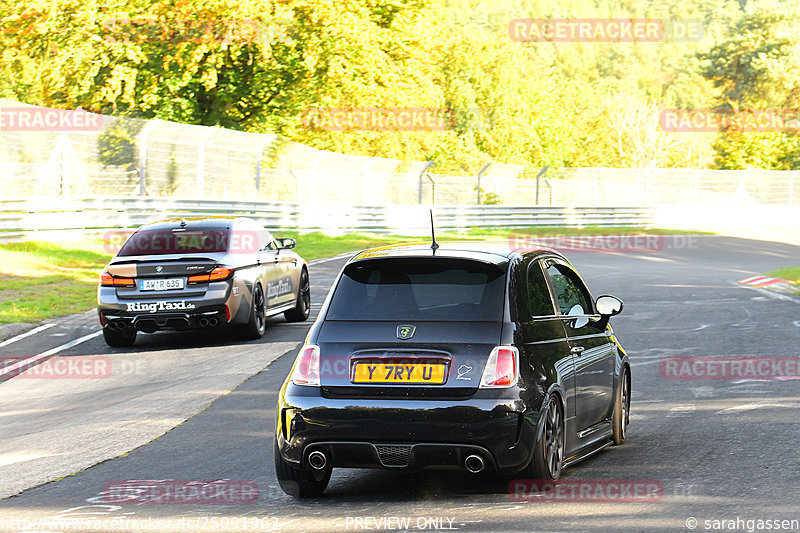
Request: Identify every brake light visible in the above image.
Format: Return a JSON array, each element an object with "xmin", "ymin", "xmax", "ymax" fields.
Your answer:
[
  {"xmin": 100, "ymin": 272, "xmax": 134, "ymax": 287},
  {"xmin": 188, "ymin": 266, "xmax": 233, "ymax": 283},
  {"xmin": 291, "ymin": 345, "xmax": 320, "ymax": 386},
  {"xmin": 209, "ymin": 266, "xmax": 233, "ymax": 281},
  {"xmin": 480, "ymin": 346, "xmax": 519, "ymax": 388}
]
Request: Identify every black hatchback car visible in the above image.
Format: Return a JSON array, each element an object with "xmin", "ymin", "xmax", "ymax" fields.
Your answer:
[{"xmin": 275, "ymin": 242, "xmax": 630, "ymax": 497}]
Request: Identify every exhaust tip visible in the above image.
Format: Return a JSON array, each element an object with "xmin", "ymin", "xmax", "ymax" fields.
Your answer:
[
  {"xmin": 208, "ymin": 317, "xmax": 219, "ymax": 327},
  {"xmin": 198, "ymin": 318, "xmax": 209, "ymax": 327},
  {"xmin": 465, "ymin": 454, "xmax": 485, "ymax": 474},
  {"xmin": 308, "ymin": 450, "xmax": 328, "ymax": 470}
]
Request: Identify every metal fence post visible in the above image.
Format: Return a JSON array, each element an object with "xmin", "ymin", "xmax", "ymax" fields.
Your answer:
[
  {"xmin": 47, "ymin": 133, "xmax": 87, "ymax": 196},
  {"xmin": 294, "ymin": 169, "xmax": 303, "ymax": 203},
  {"xmin": 426, "ymin": 173, "xmax": 437, "ymax": 205},
  {"xmin": 418, "ymin": 161, "xmax": 434, "ymax": 204},
  {"xmin": 197, "ymin": 129, "xmax": 215, "ymax": 198},
  {"xmin": 136, "ymin": 125, "xmax": 149, "ymax": 196},
  {"xmin": 58, "ymin": 134, "xmax": 67, "ymax": 195},
  {"xmin": 476, "ymin": 162, "xmax": 492, "ymax": 204},
  {"xmin": 534, "ymin": 166, "xmax": 549, "ymax": 205},
  {"xmin": 256, "ymin": 142, "xmax": 269, "ymax": 193},
  {"xmin": 543, "ymin": 177, "xmax": 554, "ymax": 205}
]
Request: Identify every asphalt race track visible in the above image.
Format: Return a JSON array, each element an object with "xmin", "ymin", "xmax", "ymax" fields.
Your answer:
[{"xmin": 1, "ymin": 236, "xmax": 799, "ymax": 533}]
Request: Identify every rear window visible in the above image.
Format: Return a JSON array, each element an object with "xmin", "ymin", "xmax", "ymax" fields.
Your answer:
[
  {"xmin": 118, "ymin": 228, "xmax": 230, "ymax": 256},
  {"xmin": 326, "ymin": 258, "xmax": 505, "ymax": 321}
]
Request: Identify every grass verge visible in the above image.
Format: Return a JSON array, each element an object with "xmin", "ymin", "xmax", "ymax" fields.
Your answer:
[
  {"xmin": 0, "ymin": 240, "xmax": 112, "ymax": 324},
  {"xmin": 765, "ymin": 267, "xmax": 800, "ymax": 284},
  {"xmin": 0, "ymin": 226, "xmax": 702, "ymax": 324}
]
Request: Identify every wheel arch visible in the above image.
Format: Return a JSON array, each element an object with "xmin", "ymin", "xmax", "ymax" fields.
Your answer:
[{"xmin": 535, "ymin": 384, "xmax": 566, "ymax": 444}]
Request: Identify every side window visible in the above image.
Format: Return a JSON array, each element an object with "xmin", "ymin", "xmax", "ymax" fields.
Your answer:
[
  {"xmin": 545, "ymin": 263, "xmax": 592, "ymax": 315},
  {"xmin": 527, "ymin": 261, "xmax": 556, "ymax": 317}
]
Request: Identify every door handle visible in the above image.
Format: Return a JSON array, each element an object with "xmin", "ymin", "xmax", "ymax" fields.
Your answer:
[{"xmin": 571, "ymin": 346, "xmax": 585, "ymax": 355}]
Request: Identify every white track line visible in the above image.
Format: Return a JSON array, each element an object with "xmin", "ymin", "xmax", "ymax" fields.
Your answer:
[
  {"xmin": 0, "ymin": 331, "xmax": 101, "ymax": 380},
  {"xmin": 0, "ymin": 323, "xmax": 56, "ymax": 348},
  {"xmin": 309, "ymin": 252, "xmax": 355, "ymax": 265},
  {"xmin": 37, "ymin": 331, "xmax": 102, "ymax": 356}
]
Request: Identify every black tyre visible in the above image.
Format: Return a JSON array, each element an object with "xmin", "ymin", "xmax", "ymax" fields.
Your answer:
[
  {"xmin": 242, "ymin": 284, "xmax": 267, "ymax": 339},
  {"xmin": 102, "ymin": 326, "xmax": 136, "ymax": 347},
  {"xmin": 274, "ymin": 440, "xmax": 331, "ymax": 498},
  {"xmin": 521, "ymin": 396, "xmax": 565, "ymax": 480},
  {"xmin": 612, "ymin": 367, "xmax": 630, "ymax": 445},
  {"xmin": 284, "ymin": 269, "xmax": 310, "ymax": 323}
]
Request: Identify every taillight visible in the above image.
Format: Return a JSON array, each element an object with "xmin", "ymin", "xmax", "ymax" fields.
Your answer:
[
  {"xmin": 291, "ymin": 345, "xmax": 320, "ymax": 386},
  {"xmin": 480, "ymin": 346, "xmax": 519, "ymax": 388},
  {"xmin": 188, "ymin": 266, "xmax": 233, "ymax": 283},
  {"xmin": 209, "ymin": 266, "xmax": 233, "ymax": 281},
  {"xmin": 100, "ymin": 272, "xmax": 134, "ymax": 287}
]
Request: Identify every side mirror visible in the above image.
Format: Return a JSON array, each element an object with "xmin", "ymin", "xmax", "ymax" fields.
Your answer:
[
  {"xmin": 595, "ymin": 295, "xmax": 623, "ymax": 316},
  {"xmin": 277, "ymin": 238, "xmax": 296, "ymax": 250}
]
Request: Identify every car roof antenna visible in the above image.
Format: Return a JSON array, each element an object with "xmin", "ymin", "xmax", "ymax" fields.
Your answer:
[
  {"xmin": 179, "ymin": 218, "xmax": 187, "ymax": 228},
  {"xmin": 429, "ymin": 209, "xmax": 439, "ymax": 253}
]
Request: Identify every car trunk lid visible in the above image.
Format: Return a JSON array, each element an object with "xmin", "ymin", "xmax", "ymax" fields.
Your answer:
[
  {"xmin": 317, "ymin": 320, "xmax": 503, "ymax": 397},
  {"xmin": 107, "ymin": 255, "xmax": 222, "ymax": 298},
  {"xmin": 315, "ymin": 256, "xmax": 508, "ymax": 397}
]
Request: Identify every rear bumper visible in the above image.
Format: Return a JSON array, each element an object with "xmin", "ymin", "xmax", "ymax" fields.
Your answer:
[
  {"xmin": 277, "ymin": 385, "xmax": 538, "ymax": 474},
  {"xmin": 98, "ymin": 304, "xmax": 228, "ymax": 332},
  {"xmin": 299, "ymin": 441, "xmax": 498, "ymax": 472},
  {"xmin": 97, "ymin": 283, "xmax": 232, "ymax": 331}
]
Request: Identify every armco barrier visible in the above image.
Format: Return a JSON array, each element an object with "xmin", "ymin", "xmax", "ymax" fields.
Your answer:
[{"xmin": 0, "ymin": 197, "xmax": 655, "ymax": 241}]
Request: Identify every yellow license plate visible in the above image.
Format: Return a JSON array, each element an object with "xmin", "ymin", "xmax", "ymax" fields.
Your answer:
[{"xmin": 353, "ymin": 362, "xmax": 447, "ymax": 384}]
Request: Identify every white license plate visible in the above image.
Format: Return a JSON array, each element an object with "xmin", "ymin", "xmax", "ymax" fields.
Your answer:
[{"xmin": 139, "ymin": 278, "xmax": 184, "ymax": 291}]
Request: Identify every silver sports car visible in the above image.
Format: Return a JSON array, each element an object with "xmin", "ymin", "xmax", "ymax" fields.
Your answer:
[{"xmin": 97, "ymin": 217, "xmax": 310, "ymax": 347}]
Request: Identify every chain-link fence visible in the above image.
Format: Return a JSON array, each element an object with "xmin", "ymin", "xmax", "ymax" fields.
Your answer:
[{"xmin": 1, "ymin": 99, "xmax": 798, "ymax": 207}]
